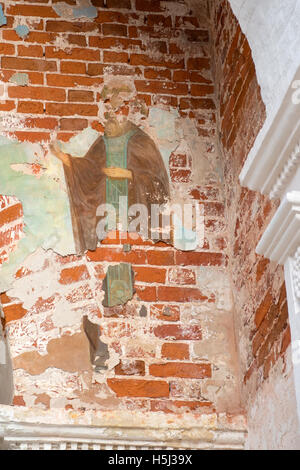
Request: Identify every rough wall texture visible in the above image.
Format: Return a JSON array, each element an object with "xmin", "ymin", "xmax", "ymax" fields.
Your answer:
[
  {"xmin": 229, "ymin": 0, "xmax": 300, "ymax": 121},
  {"xmin": 246, "ymin": 346, "xmax": 300, "ymax": 450},
  {"xmin": 210, "ymin": 0, "xmax": 292, "ymax": 435},
  {"xmin": 0, "ymin": 0, "xmax": 241, "ymax": 417}
]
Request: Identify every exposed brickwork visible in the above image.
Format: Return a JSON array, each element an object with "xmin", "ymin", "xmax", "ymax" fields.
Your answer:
[
  {"xmin": 0, "ymin": 0, "xmax": 240, "ymax": 416},
  {"xmin": 210, "ymin": 0, "xmax": 289, "ymax": 403},
  {"xmin": 0, "ymin": 0, "xmax": 215, "ymax": 141}
]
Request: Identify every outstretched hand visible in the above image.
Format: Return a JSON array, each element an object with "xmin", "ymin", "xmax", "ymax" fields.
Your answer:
[{"xmin": 49, "ymin": 141, "xmax": 71, "ymax": 167}]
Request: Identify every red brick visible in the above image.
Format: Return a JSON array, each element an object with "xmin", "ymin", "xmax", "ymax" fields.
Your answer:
[
  {"xmin": 107, "ymin": 378, "xmax": 169, "ymax": 397},
  {"xmin": 189, "ymin": 72, "xmax": 213, "ymax": 84},
  {"xmin": 147, "ymin": 250, "xmax": 175, "ymax": 266},
  {"xmin": 3, "ymin": 303, "xmax": 28, "ymax": 323},
  {"xmin": 59, "ymin": 265, "xmax": 90, "ymax": 285},
  {"xmin": 150, "ymin": 304, "xmax": 180, "ymax": 322},
  {"xmin": 161, "ymin": 343, "xmax": 189, "ymax": 360},
  {"xmin": 191, "ymin": 84, "xmax": 214, "ymax": 96},
  {"xmin": 17, "ymin": 101, "xmax": 44, "ymax": 114},
  {"xmin": 87, "ymin": 63, "xmax": 104, "ymax": 76},
  {"xmin": 0, "ymin": 204, "xmax": 23, "ymax": 227},
  {"xmin": 149, "ymin": 362, "xmax": 211, "ymax": 379},
  {"xmin": 107, "ymin": 0, "xmax": 131, "ymax": 9},
  {"xmin": 180, "ymin": 98, "xmax": 216, "ymax": 110},
  {"xmin": 68, "ymin": 90, "xmax": 94, "ymax": 103},
  {"xmin": 2, "ymin": 30, "xmax": 52, "ymax": 44},
  {"xmin": 2, "ymin": 57, "xmax": 57, "ymax": 72},
  {"xmin": 23, "ymin": 117, "xmax": 58, "ymax": 130},
  {"xmin": 7, "ymin": 4, "xmax": 58, "ymax": 17},
  {"xmin": 67, "ymin": 34, "xmax": 87, "ymax": 47},
  {"xmin": 17, "ymin": 45, "xmax": 44, "ymax": 58},
  {"xmin": 103, "ymin": 51, "xmax": 129, "ymax": 64},
  {"xmin": 154, "ymin": 324, "xmax": 202, "ymax": 340},
  {"xmin": 13, "ymin": 396, "xmax": 26, "ymax": 407},
  {"xmin": 169, "ymin": 153, "xmax": 188, "ymax": 167},
  {"xmin": 46, "ymin": 21, "xmax": 98, "ymax": 33},
  {"xmin": 11, "ymin": 131, "xmax": 51, "ymax": 143},
  {"xmin": 61, "ymin": 61, "xmax": 86, "ymax": 75},
  {"xmin": 187, "ymin": 58, "xmax": 210, "ymax": 70},
  {"xmin": 135, "ymin": 286, "xmax": 157, "ymax": 302},
  {"xmin": 115, "ymin": 360, "xmax": 145, "ymax": 376},
  {"xmin": 168, "ymin": 268, "xmax": 196, "ymax": 285},
  {"xmin": 8, "ymin": 86, "xmax": 66, "ymax": 102},
  {"xmin": 46, "ymin": 74, "xmax": 103, "ymax": 88},
  {"xmin": 102, "ymin": 24, "xmax": 127, "ymax": 37},
  {"xmin": 46, "ymin": 103, "xmax": 99, "ymax": 117},
  {"xmin": 254, "ymin": 290, "xmax": 273, "ymax": 329},
  {"xmin": 59, "ymin": 118, "xmax": 88, "ymax": 131},
  {"xmin": 281, "ymin": 326, "xmax": 291, "ymax": 355},
  {"xmin": 175, "ymin": 251, "xmax": 225, "ymax": 267},
  {"xmin": 0, "ymin": 293, "xmax": 12, "ymax": 305},
  {"xmin": 134, "ymin": 266, "xmax": 166, "ymax": 284},
  {"xmin": 0, "ymin": 101, "xmax": 16, "ymax": 112},
  {"xmin": 87, "ymin": 247, "xmax": 147, "ymax": 264},
  {"xmin": 0, "ymin": 44, "xmax": 15, "ymax": 55},
  {"xmin": 46, "ymin": 47, "xmax": 100, "ymax": 61},
  {"xmin": 157, "ymin": 286, "xmax": 211, "ymax": 303},
  {"xmin": 135, "ymin": 0, "xmax": 163, "ymax": 12},
  {"xmin": 170, "ymin": 169, "xmax": 191, "ymax": 183},
  {"xmin": 144, "ymin": 68, "xmax": 172, "ymax": 80}
]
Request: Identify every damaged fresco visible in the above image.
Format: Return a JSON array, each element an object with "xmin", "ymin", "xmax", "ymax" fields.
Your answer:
[
  {"xmin": 0, "ymin": 78, "xmax": 211, "ymax": 291},
  {"xmin": 0, "ymin": 63, "xmax": 233, "ymax": 415}
]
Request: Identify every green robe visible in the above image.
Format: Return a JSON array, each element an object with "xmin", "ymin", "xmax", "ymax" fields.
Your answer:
[{"xmin": 63, "ymin": 122, "xmax": 170, "ymax": 254}]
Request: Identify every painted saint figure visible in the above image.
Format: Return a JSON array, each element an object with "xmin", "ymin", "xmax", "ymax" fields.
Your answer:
[{"xmin": 50, "ymin": 114, "xmax": 170, "ymax": 254}]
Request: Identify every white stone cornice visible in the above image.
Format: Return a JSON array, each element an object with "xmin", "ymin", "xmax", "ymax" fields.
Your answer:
[
  {"xmin": 256, "ymin": 191, "xmax": 300, "ymax": 264},
  {"xmin": 293, "ymin": 248, "xmax": 300, "ymax": 301},
  {"xmin": 239, "ymin": 66, "xmax": 300, "ymax": 197},
  {"xmin": 270, "ymin": 142, "xmax": 300, "ymax": 199},
  {"xmin": 0, "ymin": 406, "xmax": 247, "ymax": 450}
]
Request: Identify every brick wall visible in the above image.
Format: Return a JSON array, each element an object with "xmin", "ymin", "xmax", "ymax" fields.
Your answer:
[
  {"xmin": 210, "ymin": 0, "xmax": 290, "ymax": 405},
  {"xmin": 0, "ymin": 196, "xmax": 24, "ymax": 267},
  {"xmin": 0, "ymin": 0, "xmax": 240, "ymax": 415}
]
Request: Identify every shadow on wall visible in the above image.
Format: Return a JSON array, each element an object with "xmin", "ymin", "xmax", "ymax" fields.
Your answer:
[{"xmin": 0, "ymin": 317, "xmax": 13, "ymax": 405}]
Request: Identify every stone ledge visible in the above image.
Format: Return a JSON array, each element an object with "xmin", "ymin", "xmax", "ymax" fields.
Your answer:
[{"xmin": 0, "ymin": 405, "xmax": 247, "ymax": 450}]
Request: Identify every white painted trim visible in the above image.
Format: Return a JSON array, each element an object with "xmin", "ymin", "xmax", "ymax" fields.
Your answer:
[
  {"xmin": 256, "ymin": 192, "xmax": 300, "ymax": 265},
  {"xmin": 239, "ymin": 66, "xmax": 300, "ymax": 197},
  {"xmin": 0, "ymin": 408, "xmax": 247, "ymax": 450},
  {"xmin": 284, "ymin": 257, "xmax": 300, "ymax": 422}
]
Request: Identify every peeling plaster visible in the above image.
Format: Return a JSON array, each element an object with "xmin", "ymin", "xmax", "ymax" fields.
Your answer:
[
  {"xmin": 9, "ymin": 73, "xmax": 29, "ymax": 87},
  {"xmin": 0, "ymin": 6, "xmax": 7, "ymax": 27},
  {"xmin": 0, "ymin": 140, "xmax": 75, "ymax": 292},
  {"xmin": 15, "ymin": 25, "xmax": 29, "ymax": 40},
  {"xmin": 53, "ymin": 0, "xmax": 97, "ymax": 21},
  {"xmin": 246, "ymin": 347, "xmax": 300, "ymax": 449},
  {"xmin": 13, "ymin": 330, "xmax": 92, "ymax": 376}
]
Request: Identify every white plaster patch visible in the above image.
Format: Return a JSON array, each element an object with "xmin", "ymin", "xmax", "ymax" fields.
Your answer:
[
  {"xmin": 246, "ymin": 347, "xmax": 300, "ymax": 450},
  {"xmin": 14, "ymin": 368, "xmax": 82, "ymax": 400}
]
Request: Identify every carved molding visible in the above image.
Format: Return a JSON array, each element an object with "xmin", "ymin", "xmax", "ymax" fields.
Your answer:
[
  {"xmin": 0, "ymin": 418, "xmax": 247, "ymax": 451},
  {"xmin": 0, "ymin": 406, "xmax": 247, "ymax": 451},
  {"xmin": 239, "ymin": 65, "xmax": 300, "ymax": 198},
  {"xmin": 293, "ymin": 247, "xmax": 300, "ymax": 301},
  {"xmin": 270, "ymin": 142, "xmax": 300, "ymax": 199},
  {"xmin": 256, "ymin": 191, "xmax": 300, "ymax": 265}
]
